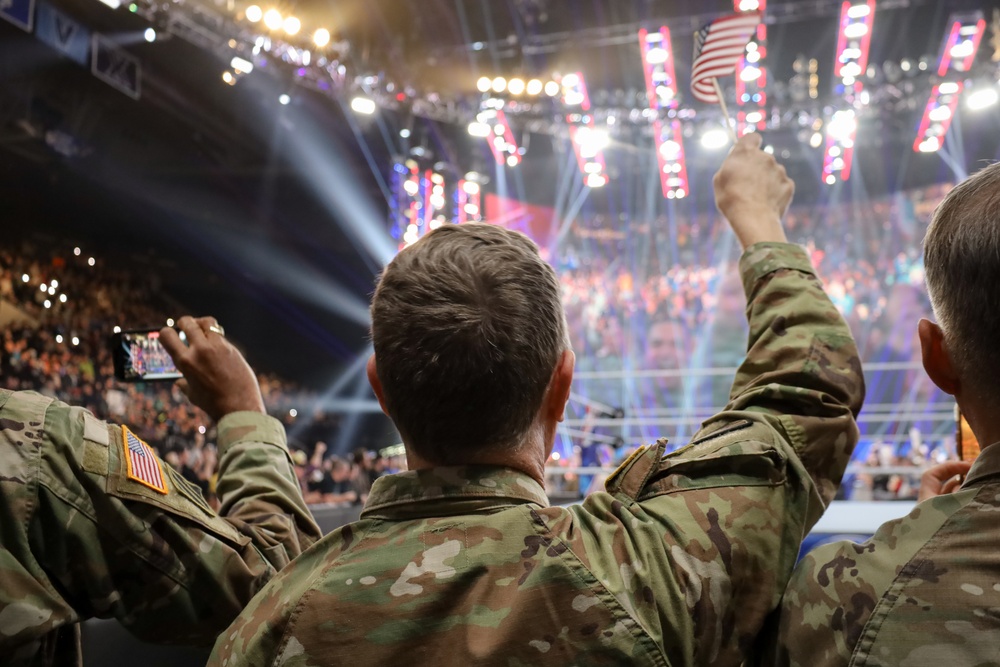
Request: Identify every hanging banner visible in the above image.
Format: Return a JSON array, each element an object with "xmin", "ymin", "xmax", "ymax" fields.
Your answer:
[
  {"xmin": 0, "ymin": 0, "xmax": 36, "ymax": 32},
  {"xmin": 92, "ymin": 34, "xmax": 141, "ymax": 100},
  {"xmin": 35, "ymin": 1, "xmax": 89, "ymax": 65}
]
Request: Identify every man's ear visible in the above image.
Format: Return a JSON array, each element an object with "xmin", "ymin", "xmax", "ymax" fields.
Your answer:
[
  {"xmin": 918, "ymin": 319, "xmax": 960, "ymax": 396},
  {"xmin": 545, "ymin": 350, "xmax": 576, "ymax": 423},
  {"xmin": 366, "ymin": 355, "xmax": 391, "ymax": 417}
]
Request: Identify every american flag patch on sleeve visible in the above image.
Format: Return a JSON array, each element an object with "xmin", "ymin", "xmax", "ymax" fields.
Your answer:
[{"xmin": 121, "ymin": 425, "xmax": 168, "ymax": 494}]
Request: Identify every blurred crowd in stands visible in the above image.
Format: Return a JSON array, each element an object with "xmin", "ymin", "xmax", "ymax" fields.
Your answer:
[
  {"xmin": 0, "ymin": 239, "xmax": 402, "ymax": 507},
  {"xmin": 1, "ymin": 183, "xmax": 958, "ymax": 505}
]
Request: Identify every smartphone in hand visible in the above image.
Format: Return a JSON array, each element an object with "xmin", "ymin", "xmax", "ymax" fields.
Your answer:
[{"xmin": 111, "ymin": 328, "xmax": 184, "ymax": 382}]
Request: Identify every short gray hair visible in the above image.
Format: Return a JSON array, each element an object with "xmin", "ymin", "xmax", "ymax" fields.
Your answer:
[{"xmin": 923, "ymin": 161, "xmax": 1000, "ymax": 391}]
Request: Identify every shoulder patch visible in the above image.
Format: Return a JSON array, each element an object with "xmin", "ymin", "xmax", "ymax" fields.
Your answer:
[
  {"xmin": 82, "ymin": 411, "xmax": 110, "ymax": 446},
  {"xmin": 121, "ymin": 425, "xmax": 168, "ymax": 494}
]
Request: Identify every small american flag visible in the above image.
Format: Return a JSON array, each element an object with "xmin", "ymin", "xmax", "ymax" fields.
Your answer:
[
  {"xmin": 691, "ymin": 12, "xmax": 762, "ymax": 104},
  {"xmin": 123, "ymin": 426, "xmax": 167, "ymax": 494}
]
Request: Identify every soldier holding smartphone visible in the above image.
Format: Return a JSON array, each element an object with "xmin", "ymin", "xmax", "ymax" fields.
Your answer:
[{"xmin": 0, "ymin": 315, "xmax": 320, "ymax": 667}]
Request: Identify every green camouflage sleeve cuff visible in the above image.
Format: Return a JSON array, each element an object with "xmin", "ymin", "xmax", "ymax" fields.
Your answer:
[
  {"xmin": 739, "ymin": 242, "xmax": 817, "ymax": 298},
  {"xmin": 216, "ymin": 411, "xmax": 287, "ymax": 456}
]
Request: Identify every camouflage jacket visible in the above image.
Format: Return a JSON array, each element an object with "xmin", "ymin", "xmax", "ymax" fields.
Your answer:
[
  {"xmin": 209, "ymin": 242, "xmax": 864, "ymax": 667},
  {"xmin": 756, "ymin": 441, "xmax": 1000, "ymax": 667},
  {"xmin": 0, "ymin": 390, "xmax": 322, "ymax": 667}
]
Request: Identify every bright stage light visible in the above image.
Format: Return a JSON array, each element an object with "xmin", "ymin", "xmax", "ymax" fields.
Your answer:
[
  {"xmin": 827, "ymin": 109, "xmax": 857, "ymax": 141},
  {"xmin": 87, "ymin": 257, "xmax": 96, "ymax": 267},
  {"xmin": 73, "ymin": 247, "xmax": 81, "ymax": 255},
  {"xmin": 113, "ymin": 326, "xmax": 121, "ymax": 334},
  {"xmin": 350, "ymin": 96, "xmax": 376, "ymax": 115},
  {"xmin": 739, "ymin": 0, "xmax": 760, "ymax": 9},
  {"xmin": 462, "ymin": 181, "xmax": 480, "ymax": 195},
  {"xmin": 245, "ymin": 4, "xmax": 262, "ymax": 22},
  {"xmin": 526, "ymin": 78, "xmax": 543, "ymax": 95},
  {"xmin": 166, "ymin": 318, "xmax": 175, "ymax": 327},
  {"xmin": 399, "ymin": 128, "xmax": 410, "ymax": 138},
  {"xmin": 918, "ymin": 136, "xmax": 941, "ymax": 153},
  {"xmin": 283, "ymin": 15, "xmax": 300, "ymax": 35},
  {"xmin": 98, "ymin": 0, "xmax": 121, "ymax": 9},
  {"xmin": 645, "ymin": 47, "xmax": 668, "ymax": 64},
  {"xmin": 701, "ymin": 128, "xmax": 730, "ymax": 149},
  {"xmin": 59, "ymin": 294, "xmax": 67, "ymax": 303},
  {"xmin": 967, "ymin": 87, "xmax": 998, "ymax": 110},
  {"xmin": 279, "ymin": 93, "xmax": 290, "ymax": 105},
  {"xmin": 55, "ymin": 334, "xmax": 63, "ymax": 344},
  {"xmin": 43, "ymin": 300, "xmax": 51, "ymax": 309},
  {"xmin": 544, "ymin": 80, "xmax": 560, "ymax": 96},
  {"xmin": 740, "ymin": 65, "xmax": 761, "ymax": 81},
  {"xmin": 476, "ymin": 76, "xmax": 491, "ymax": 92},
  {"xmin": 938, "ymin": 81, "xmax": 960, "ymax": 95},
  {"xmin": 263, "ymin": 8, "xmax": 282, "ymax": 30},
  {"xmin": 928, "ymin": 105, "xmax": 952, "ymax": 122},
  {"xmin": 313, "ymin": 28, "xmax": 330, "ymax": 47},
  {"xmin": 950, "ymin": 40, "xmax": 974, "ymax": 59},
  {"xmin": 506, "ymin": 155, "xmax": 518, "ymax": 167},
  {"xmin": 467, "ymin": 121, "xmax": 490, "ymax": 137},
  {"xmin": 507, "ymin": 78, "xmax": 525, "ymax": 95},
  {"xmin": 586, "ymin": 173, "xmax": 607, "ymax": 188},
  {"xmin": 21, "ymin": 274, "xmax": 28, "ymax": 283},
  {"xmin": 843, "ymin": 23, "xmax": 868, "ymax": 39},
  {"xmin": 222, "ymin": 71, "xmax": 235, "ymax": 85},
  {"xmin": 231, "ymin": 56, "xmax": 253, "ymax": 74},
  {"xmin": 50, "ymin": 279, "xmax": 58, "ymax": 288},
  {"xmin": 144, "ymin": 28, "xmax": 156, "ymax": 42},
  {"xmin": 574, "ymin": 127, "xmax": 610, "ymax": 156},
  {"xmin": 492, "ymin": 76, "xmax": 507, "ymax": 93},
  {"xmin": 846, "ymin": 3, "xmax": 871, "ymax": 18}
]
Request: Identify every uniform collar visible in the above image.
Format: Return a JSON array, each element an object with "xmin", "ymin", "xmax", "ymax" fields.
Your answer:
[
  {"xmin": 361, "ymin": 466, "xmax": 550, "ymax": 521},
  {"xmin": 962, "ymin": 441, "xmax": 1000, "ymax": 488}
]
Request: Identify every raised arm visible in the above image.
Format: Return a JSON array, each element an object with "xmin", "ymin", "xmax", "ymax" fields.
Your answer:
[{"xmin": 566, "ymin": 134, "xmax": 864, "ymax": 666}]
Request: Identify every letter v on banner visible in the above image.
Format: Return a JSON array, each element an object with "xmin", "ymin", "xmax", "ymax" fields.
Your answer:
[{"xmin": 91, "ymin": 34, "xmax": 141, "ymax": 100}]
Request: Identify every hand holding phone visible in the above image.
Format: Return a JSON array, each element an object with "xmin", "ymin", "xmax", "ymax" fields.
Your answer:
[
  {"xmin": 112, "ymin": 329, "xmax": 184, "ymax": 382},
  {"xmin": 158, "ymin": 316, "xmax": 266, "ymax": 422}
]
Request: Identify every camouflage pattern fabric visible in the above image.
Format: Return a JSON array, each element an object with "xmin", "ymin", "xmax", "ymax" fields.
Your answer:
[
  {"xmin": 755, "ymin": 441, "xmax": 1000, "ymax": 667},
  {"xmin": 0, "ymin": 391, "xmax": 322, "ymax": 667},
  {"xmin": 209, "ymin": 242, "xmax": 864, "ymax": 667}
]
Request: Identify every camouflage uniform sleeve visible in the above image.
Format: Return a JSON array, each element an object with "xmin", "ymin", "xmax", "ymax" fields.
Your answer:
[
  {"xmin": 566, "ymin": 242, "xmax": 863, "ymax": 666},
  {"xmin": 0, "ymin": 390, "xmax": 320, "ymax": 662},
  {"xmin": 214, "ymin": 411, "xmax": 322, "ymax": 570}
]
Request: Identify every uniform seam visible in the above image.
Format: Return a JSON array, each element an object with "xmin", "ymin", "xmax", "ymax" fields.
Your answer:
[
  {"xmin": 847, "ymin": 497, "xmax": 973, "ymax": 667},
  {"xmin": 271, "ymin": 520, "xmax": 375, "ymax": 663},
  {"xmin": 528, "ymin": 507, "xmax": 669, "ymax": 667}
]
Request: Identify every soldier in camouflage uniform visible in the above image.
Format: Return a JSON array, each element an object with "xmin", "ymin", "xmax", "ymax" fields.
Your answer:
[
  {"xmin": 753, "ymin": 162, "xmax": 1000, "ymax": 667},
  {"xmin": 209, "ymin": 133, "xmax": 864, "ymax": 667},
  {"xmin": 0, "ymin": 316, "xmax": 321, "ymax": 666}
]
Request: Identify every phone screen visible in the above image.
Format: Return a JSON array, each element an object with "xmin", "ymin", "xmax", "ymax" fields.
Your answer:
[
  {"xmin": 957, "ymin": 407, "xmax": 981, "ymax": 462},
  {"xmin": 111, "ymin": 329, "xmax": 183, "ymax": 382}
]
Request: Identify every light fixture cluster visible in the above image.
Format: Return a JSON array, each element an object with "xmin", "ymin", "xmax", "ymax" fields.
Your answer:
[
  {"xmin": 561, "ymin": 72, "xmax": 608, "ymax": 188},
  {"xmin": 243, "ymin": 4, "xmax": 332, "ymax": 48},
  {"xmin": 476, "ymin": 76, "xmax": 560, "ymax": 97},
  {"xmin": 469, "ymin": 101, "xmax": 523, "ymax": 167},
  {"xmin": 823, "ymin": 0, "xmax": 876, "ymax": 184},
  {"xmin": 914, "ymin": 11, "xmax": 987, "ymax": 153},
  {"xmin": 391, "ymin": 162, "xmax": 484, "ymax": 248},
  {"xmin": 734, "ymin": 0, "xmax": 767, "ymax": 134},
  {"xmin": 638, "ymin": 26, "xmax": 688, "ymax": 199}
]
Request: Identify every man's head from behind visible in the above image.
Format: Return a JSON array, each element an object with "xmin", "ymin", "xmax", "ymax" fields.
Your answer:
[
  {"xmin": 921, "ymin": 161, "xmax": 1000, "ymax": 405},
  {"xmin": 368, "ymin": 223, "xmax": 573, "ymax": 468}
]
